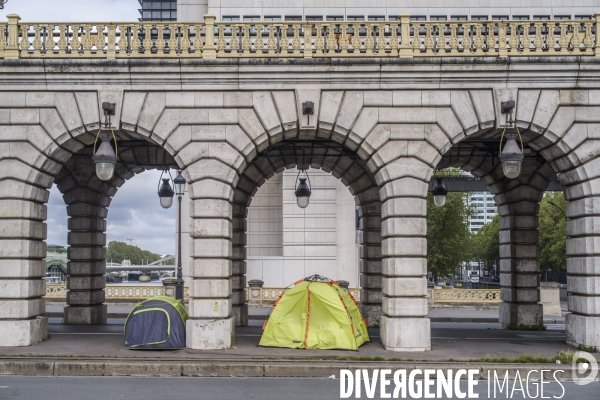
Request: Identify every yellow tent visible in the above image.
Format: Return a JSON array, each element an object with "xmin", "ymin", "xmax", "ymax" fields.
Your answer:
[{"xmin": 259, "ymin": 275, "xmax": 370, "ymax": 350}]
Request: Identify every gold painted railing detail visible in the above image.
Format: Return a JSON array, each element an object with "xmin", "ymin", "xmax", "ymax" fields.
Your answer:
[
  {"xmin": 259, "ymin": 287, "xmax": 360, "ymax": 302},
  {"xmin": 45, "ymin": 284, "xmax": 360, "ymax": 302},
  {"xmin": 44, "ymin": 284, "xmax": 190, "ymax": 300},
  {"xmin": 45, "ymin": 284, "xmax": 68, "ymax": 298},
  {"xmin": 2, "ymin": 13, "xmax": 598, "ymax": 60},
  {"xmin": 433, "ymin": 289, "xmax": 501, "ymax": 303}
]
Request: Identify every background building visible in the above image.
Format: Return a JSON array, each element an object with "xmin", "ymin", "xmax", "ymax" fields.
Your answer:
[
  {"xmin": 139, "ymin": 0, "xmax": 177, "ymax": 21},
  {"xmin": 468, "ymin": 191, "xmax": 498, "ymax": 233},
  {"xmin": 177, "ymin": 167, "xmax": 359, "ymax": 289},
  {"xmin": 176, "ymin": 0, "xmax": 596, "ymax": 22}
]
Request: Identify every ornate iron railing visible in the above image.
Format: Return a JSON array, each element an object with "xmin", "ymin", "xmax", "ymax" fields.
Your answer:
[
  {"xmin": 2, "ymin": 13, "xmax": 598, "ymax": 60},
  {"xmin": 433, "ymin": 289, "xmax": 501, "ymax": 303}
]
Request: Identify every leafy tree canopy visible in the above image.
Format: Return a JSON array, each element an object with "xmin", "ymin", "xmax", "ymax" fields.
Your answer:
[
  {"xmin": 538, "ymin": 192, "xmax": 567, "ymax": 273},
  {"xmin": 106, "ymin": 241, "xmax": 174, "ymax": 265},
  {"xmin": 474, "ymin": 214, "xmax": 500, "ymax": 272},
  {"xmin": 426, "ymin": 184, "xmax": 475, "ymax": 280}
]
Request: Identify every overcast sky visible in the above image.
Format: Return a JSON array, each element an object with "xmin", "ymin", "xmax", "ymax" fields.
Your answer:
[
  {"xmin": 3, "ymin": 1, "xmax": 177, "ymax": 256},
  {"xmin": 46, "ymin": 169, "xmax": 177, "ymax": 257},
  {"xmin": 1, "ymin": 0, "xmax": 139, "ymax": 21}
]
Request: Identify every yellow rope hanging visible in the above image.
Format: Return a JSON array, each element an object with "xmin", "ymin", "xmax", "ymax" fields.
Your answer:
[
  {"xmin": 498, "ymin": 123, "xmax": 524, "ymax": 154},
  {"xmin": 92, "ymin": 125, "xmax": 118, "ymax": 157}
]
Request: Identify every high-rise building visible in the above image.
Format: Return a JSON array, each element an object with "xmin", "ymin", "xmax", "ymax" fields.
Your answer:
[
  {"xmin": 468, "ymin": 191, "xmax": 498, "ymax": 233},
  {"xmin": 138, "ymin": 0, "xmax": 177, "ymax": 22}
]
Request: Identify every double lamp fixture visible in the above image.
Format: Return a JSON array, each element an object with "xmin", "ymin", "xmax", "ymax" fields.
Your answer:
[{"xmin": 431, "ymin": 100, "xmax": 524, "ymax": 207}]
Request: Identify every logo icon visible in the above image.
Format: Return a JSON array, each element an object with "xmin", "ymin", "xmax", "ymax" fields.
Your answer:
[{"xmin": 572, "ymin": 351, "xmax": 598, "ymax": 385}]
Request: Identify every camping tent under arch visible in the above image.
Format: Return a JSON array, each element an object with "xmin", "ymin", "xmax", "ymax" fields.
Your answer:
[{"xmin": 259, "ymin": 275, "xmax": 370, "ymax": 350}]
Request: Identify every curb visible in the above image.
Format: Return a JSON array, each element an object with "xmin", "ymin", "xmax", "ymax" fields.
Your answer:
[{"xmin": 0, "ymin": 358, "xmax": 578, "ymax": 380}]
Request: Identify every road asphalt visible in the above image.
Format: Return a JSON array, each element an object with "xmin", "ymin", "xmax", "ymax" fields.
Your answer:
[{"xmin": 0, "ymin": 376, "xmax": 597, "ymax": 400}]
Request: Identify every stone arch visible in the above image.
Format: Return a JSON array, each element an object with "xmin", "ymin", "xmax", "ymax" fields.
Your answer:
[
  {"xmin": 0, "ymin": 92, "xmax": 196, "ymax": 342},
  {"xmin": 139, "ymin": 88, "xmax": 497, "ymax": 351},
  {"xmin": 4, "ymin": 87, "xmax": 599, "ymax": 349},
  {"xmin": 230, "ymin": 139, "xmax": 381, "ymax": 326},
  {"xmin": 435, "ymin": 89, "xmax": 600, "ymax": 347}
]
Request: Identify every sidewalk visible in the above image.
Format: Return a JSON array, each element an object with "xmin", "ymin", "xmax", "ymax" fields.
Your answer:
[
  {"xmin": 0, "ymin": 321, "xmax": 576, "ymax": 361},
  {"xmin": 0, "ymin": 315, "xmax": 592, "ymax": 379}
]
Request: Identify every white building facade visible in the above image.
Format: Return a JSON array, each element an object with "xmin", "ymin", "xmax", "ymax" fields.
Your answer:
[
  {"xmin": 469, "ymin": 191, "xmax": 498, "ymax": 233},
  {"xmin": 177, "ymin": 167, "xmax": 359, "ymax": 291},
  {"xmin": 177, "ymin": 0, "xmax": 599, "ymax": 22}
]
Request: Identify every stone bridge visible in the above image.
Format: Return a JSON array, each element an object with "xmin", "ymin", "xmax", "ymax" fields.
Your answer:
[{"xmin": 1, "ymin": 15, "xmax": 599, "ymax": 351}]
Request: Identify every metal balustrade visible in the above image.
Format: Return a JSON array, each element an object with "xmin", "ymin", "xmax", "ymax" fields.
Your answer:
[
  {"xmin": 433, "ymin": 289, "xmax": 502, "ymax": 303},
  {"xmin": 44, "ymin": 284, "xmax": 190, "ymax": 300},
  {"xmin": 43, "ymin": 284, "xmax": 360, "ymax": 302},
  {"xmin": 1, "ymin": 13, "xmax": 598, "ymax": 60},
  {"xmin": 44, "ymin": 284, "xmax": 501, "ymax": 304}
]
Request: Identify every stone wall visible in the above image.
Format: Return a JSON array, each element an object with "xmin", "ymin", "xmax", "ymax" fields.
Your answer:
[{"xmin": 1, "ymin": 58, "xmax": 599, "ymax": 350}]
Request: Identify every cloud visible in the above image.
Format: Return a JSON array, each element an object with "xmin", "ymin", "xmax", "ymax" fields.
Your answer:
[
  {"xmin": 46, "ymin": 169, "xmax": 177, "ymax": 256},
  {"xmin": 1, "ymin": 0, "xmax": 139, "ymax": 21}
]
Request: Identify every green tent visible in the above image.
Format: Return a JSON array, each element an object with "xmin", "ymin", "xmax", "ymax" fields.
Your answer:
[
  {"xmin": 259, "ymin": 275, "xmax": 370, "ymax": 350},
  {"xmin": 124, "ymin": 296, "xmax": 188, "ymax": 349}
]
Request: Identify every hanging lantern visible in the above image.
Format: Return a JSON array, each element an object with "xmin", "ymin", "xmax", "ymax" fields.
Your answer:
[
  {"xmin": 294, "ymin": 170, "xmax": 312, "ymax": 209},
  {"xmin": 431, "ymin": 177, "xmax": 448, "ymax": 207},
  {"xmin": 499, "ymin": 133, "xmax": 524, "ymax": 179},
  {"xmin": 92, "ymin": 134, "xmax": 117, "ymax": 181},
  {"xmin": 157, "ymin": 170, "xmax": 175, "ymax": 209},
  {"xmin": 498, "ymin": 100, "xmax": 524, "ymax": 180},
  {"xmin": 92, "ymin": 102, "xmax": 118, "ymax": 181}
]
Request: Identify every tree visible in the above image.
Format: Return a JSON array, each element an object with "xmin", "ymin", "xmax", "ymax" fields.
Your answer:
[
  {"xmin": 426, "ymin": 191, "xmax": 475, "ymax": 281},
  {"xmin": 538, "ymin": 192, "xmax": 567, "ymax": 274},
  {"xmin": 105, "ymin": 241, "xmax": 174, "ymax": 265},
  {"xmin": 474, "ymin": 214, "xmax": 500, "ymax": 275}
]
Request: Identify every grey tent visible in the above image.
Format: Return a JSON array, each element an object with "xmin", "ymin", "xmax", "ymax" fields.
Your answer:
[{"xmin": 124, "ymin": 296, "xmax": 188, "ymax": 349}]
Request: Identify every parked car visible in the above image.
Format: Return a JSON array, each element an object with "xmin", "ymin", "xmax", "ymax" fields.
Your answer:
[
  {"xmin": 491, "ymin": 276, "xmax": 500, "ymax": 283},
  {"xmin": 560, "ymin": 283, "xmax": 567, "ymax": 289}
]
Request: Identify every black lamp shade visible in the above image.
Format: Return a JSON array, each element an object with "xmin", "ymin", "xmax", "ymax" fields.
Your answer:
[
  {"xmin": 431, "ymin": 177, "xmax": 447, "ymax": 207},
  {"xmin": 295, "ymin": 178, "xmax": 311, "ymax": 208},
  {"xmin": 499, "ymin": 134, "xmax": 524, "ymax": 179},
  {"xmin": 92, "ymin": 135, "xmax": 117, "ymax": 181},
  {"xmin": 158, "ymin": 178, "xmax": 175, "ymax": 208}
]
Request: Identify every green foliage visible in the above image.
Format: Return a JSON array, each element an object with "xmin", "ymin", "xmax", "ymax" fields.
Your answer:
[
  {"xmin": 426, "ymin": 189, "xmax": 475, "ymax": 281},
  {"xmin": 105, "ymin": 241, "xmax": 174, "ymax": 265},
  {"xmin": 538, "ymin": 192, "xmax": 567, "ymax": 273},
  {"xmin": 577, "ymin": 344, "xmax": 598, "ymax": 353},
  {"xmin": 470, "ymin": 350, "xmax": 575, "ymax": 364},
  {"xmin": 474, "ymin": 214, "xmax": 500, "ymax": 273}
]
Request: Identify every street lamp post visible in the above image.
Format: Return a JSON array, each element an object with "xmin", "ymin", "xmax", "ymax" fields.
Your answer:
[{"xmin": 173, "ymin": 170, "xmax": 186, "ymax": 301}]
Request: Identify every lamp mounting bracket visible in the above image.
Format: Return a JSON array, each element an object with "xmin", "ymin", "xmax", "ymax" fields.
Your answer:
[
  {"xmin": 501, "ymin": 100, "xmax": 516, "ymax": 126},
  {"xmin": 101, "ymin": 102, "xmax": 116, "ymax": 129},
  {"xmin": 501, "ymin": 101, "xmax": 515, "ymax": 114},
  {"xmin": 302, "ymin": 101, "xmax": 314, "ymax": 125}
]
